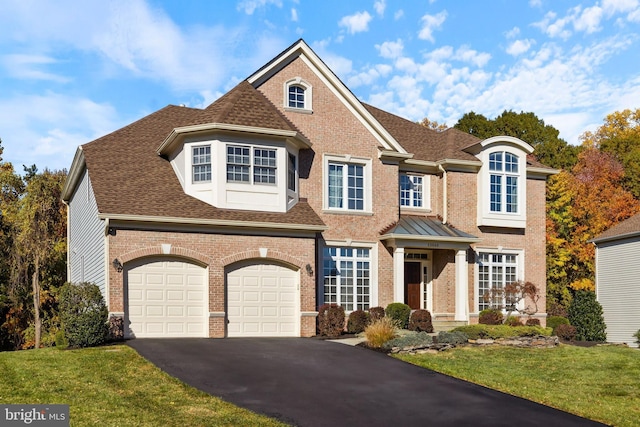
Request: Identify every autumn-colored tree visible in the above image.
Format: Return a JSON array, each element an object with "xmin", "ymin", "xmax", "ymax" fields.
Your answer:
[
  {"xmin": 581, "ymin": 108, "xmax": 640, "ymax": 198},
  {"xmin": 418, "ymin": 117, "xmax": 448, "ymax": 132},
  {"xmin": 455, "ymin": 110, "xmax": 581, "ymax": 170},
  {"xmin": 546, "ymin": 148, "xmax": 640, "ymax": 310}
]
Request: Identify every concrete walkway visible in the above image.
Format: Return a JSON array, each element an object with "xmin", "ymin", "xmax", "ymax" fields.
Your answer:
[{"xmin": 128, "ymin": 338, "xmax": 606, "ymax": 427}]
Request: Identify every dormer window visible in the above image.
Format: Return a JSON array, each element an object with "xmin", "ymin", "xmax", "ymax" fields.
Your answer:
[
  {"xmin": 284, "ymin": 78, "xmax": 312, "ymax": 112},
  {"xmin": 489, "ymin": 152, "xmax": 518, "ymax": 213},
  {"xmin": 226, "ymin": 145, "xmax": 277, "ymax": 185},
  {"xmin": 192, "ymin": 145, "xmax": 211, "ymax": 183}
]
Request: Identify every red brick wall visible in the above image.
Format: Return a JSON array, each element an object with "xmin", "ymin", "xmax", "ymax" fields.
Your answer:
[{"xmin": 108, "ymin": 229, "xmax": 316, "ymax": 337}]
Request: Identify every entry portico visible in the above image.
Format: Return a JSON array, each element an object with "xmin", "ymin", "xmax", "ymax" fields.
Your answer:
[{"xmin": 381, "ymin": 216, "xmax": 480, "ymax": 322}]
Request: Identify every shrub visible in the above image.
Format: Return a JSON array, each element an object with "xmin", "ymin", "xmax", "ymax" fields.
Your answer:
[
  {"xmin": 364, "ymin": 317, "xmax": 398, "ymax": 348},
  {"xmin": 567, "ymin": 290, "xmax": 607, "ymax": 342},
  {"xmin": 555, "ymin": 324, "xmax": 577, "ymax": 341},
  {"xmin": 385, "ymin": 303, "xmax": 411, "ymax": 329},
  {"xmin": 452, "ymin": 324, "xmax": 552, "ymax": 340},
  {"xmin": 435, "ymin": 331, "xmax": 469, "ymax": 345},
  {"xmin": 505, "ymin": 316, "xmax": 523, "ymax": 326},
  {"xmin": 634, "ymin": 330, "xmax": 640, "ymax": 347},
  {"xmin": 59, "ymin": 282, "xmax": 108, "ymax": 348},
  {"xmin": 479, "ymin": 309, "xmax": 503, "ymax": 325},
  {"xmin": 383, "ymin": 331, "xmax": 432, "ymax": 350},
  {"xmin": 346, "ymin": 310, "xmax": 370, "ymax": 334},
  {"xmin": 108, "ymin": 316, "xmax": 125, "ymax": 342},
  {"xmin": 546, "ymin": 315, "xmax": 569, "ymax": 333},
  {"xmin": 408, "ymin": 309, "xmax": 434, "ymax": 333},
  {"xmin": 317, "ymin": 304, "xmax": 345, "ymax": 338},
  {"xmin": 368, "ymin": 306, "xmax": 385, "ymax": 322},
  {"xmin": 525, "ymin": 318, "xmax": 541, "ymax": 326}
]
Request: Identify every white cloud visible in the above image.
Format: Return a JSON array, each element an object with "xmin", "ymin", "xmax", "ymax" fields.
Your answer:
[
  {"xmin": 505, "ymin": 27, "xmax": 520, "ymax": 39},
  {"xmin": 1, "ymin": 54, "xmax": 70, "ymax": 83},
  {"xmin": 418, "ymin": 11, "xmax": 447, "ymax": 42},
  {"xmin": 291, "ymin": 8, "xmax": 298, "ymax": 22},
  {"xmin": 603, "ymin": 0, "xmax": 640, "ymax": 15},
  {"xmin": 506, "ymin": 39, "xmax": 535, "ymax": 56},
  {"xmin": 529, "ymin": 0, "xmax": 542, "ymax": 7},
  {"xmin": 394, "ymin": 10, "xmax": 404, "ymax": 20},
  {"xmin": 0, "ymin": 93, "xmax": 122, "ymax": 170},
  {"xmin": 339, "ymin": 11, "xmax": 373, "ymax": 34},
  {"xmin": 237, "ymin": 0, "xmax": 283, "ymax": 15},
  {"xmin": 573, "ymin": 5, "xmax": 604, "ymax": 33},
  {"xmin": 374, "ymin": 0, "xmax": 386, "ymax": 17},
  {"xmin": 454, "ymin": 46, "xmax": 491, "ymax": 67},
  {"xmin": 376, "ymin": 39, "xmax": 404, "ymax": 59}
]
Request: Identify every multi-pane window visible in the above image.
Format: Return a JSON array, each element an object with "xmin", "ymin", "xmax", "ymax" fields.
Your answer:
[
  {"xmin": 192, "ymin": 145, "xmax": 211, "ymax": 183},
  {"xmin": 489, "ymin": 152, "xmax": 519, "ymax": 213},
  {"xmin": 478, "ymin": 253, "xmax": 518, "ymax": 311},
  {"xmin": 288, "ymin": 153, "xmax": 296, "ymax": 191},
  {"xmin": 328, "ymin": 162, "xmax": 364, "ymax": 210},
  {"xmin": 254, "ymin": 149, "xmax": 276, "ymax": 184},
  {"xmin": 288, "ymin": 85, "xmax": 305, "ymax": 108},
  {"xmin": 400, "ymin": 174, "xmax": 423, "ymax": 207},
  {"xmin": 226, "ymin": 145, "xmax": 277, "ymax": 185},
  {"xmin": 323, "ymin": 247, "xmax": 371, "ymax": 311}
]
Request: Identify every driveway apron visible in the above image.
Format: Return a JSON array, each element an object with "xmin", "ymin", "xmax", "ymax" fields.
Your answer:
[{"xmin": 127, "ymin": 338, "xmax": 606, "ymax": 427}]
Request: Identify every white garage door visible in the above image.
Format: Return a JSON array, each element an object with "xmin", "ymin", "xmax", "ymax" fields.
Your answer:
[
  {"xmin": 126, "ymin": 258, "xmax": 207, "ymax": 338},
  {"xmin": 227, "ymin": 262, "xmax": 298, "ymax": 337}
]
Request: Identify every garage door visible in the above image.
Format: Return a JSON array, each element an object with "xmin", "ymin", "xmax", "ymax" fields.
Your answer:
[
  {"xmin": 126, "ymin": 257, "xmax": 207, "ymax": 338},
  {"xmin": 227, "ymin": 262, "xmax": 298, "ymax": 337}
]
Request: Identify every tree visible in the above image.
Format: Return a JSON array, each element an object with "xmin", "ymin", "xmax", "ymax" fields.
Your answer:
[
  {"xmin": 454, "ymin": 110, "xmax": 581, "ymax": 170},
  {"xmin": 568, "ymin": 290, "xmax": 607, "ymax": 342},
  {"xmin": 418, "ymin": 117, "xmax": 448, "ymax": 132},
  {"xmin": 581, "ymin": 108, "xmax": 640, "ymax": 198},
  {"xmin": 13, "ymin": 169, "xmax": 67, "ymax": 349},
  {"xmin": 484, "ymin": 281, "xmax": 541, "ymax": 322},
  {"xmin": 546, "ymin": 149, "xmax": 640, "ymax": 310}
]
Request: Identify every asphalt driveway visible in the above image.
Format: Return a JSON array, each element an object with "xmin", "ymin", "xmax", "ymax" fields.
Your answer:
[{"xmin": 127, "ymin": 338, "xmax": 605, "ymax": 427}]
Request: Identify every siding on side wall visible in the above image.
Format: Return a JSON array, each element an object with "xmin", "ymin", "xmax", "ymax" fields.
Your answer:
[
  {"xmin": 68, "ymin": 169, "xmax": 106, "ymax": 293},
  {"xmin": 596, "ymin": 237, "xmax": 640, "ymax": 347}
]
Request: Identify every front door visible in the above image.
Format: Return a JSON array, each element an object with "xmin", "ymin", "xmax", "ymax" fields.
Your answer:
[{"xmin": 404, "ymin": 262, "xmax": 421, "ymax": 310}]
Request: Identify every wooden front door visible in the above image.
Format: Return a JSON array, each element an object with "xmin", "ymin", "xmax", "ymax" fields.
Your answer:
[{"xmin": 404, "ymin": 262, "xmax": 421, "ymax": 310}]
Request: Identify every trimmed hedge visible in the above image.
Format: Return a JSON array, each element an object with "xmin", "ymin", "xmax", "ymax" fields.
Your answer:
[
  {"xmin": 317, "ymin": 304, "xmax": 345, "ymax": 337},
  {"xmin": 368, "ymin": 306, "xmax": 385, "ymax": 322},
  {"xmin": 435, "ymin": 330, "xmax": 469, "ymax": 345},
  {"xmin": 479, "ymin": 309, "xmax": 503, "ymax": 325},
  {"xmin": 568, "ymin": 290, "xmax": 607, "ymax": 342},
  {"xmin": 346, "ymin": 310, "xmax": 370, "ymax": 334},
  {"xmin": 385, "ymin": 303, "xmax": 411, "ymax": 329},
  {"xmin": 408, "ymin": 309, "xmax": 434, "ymax": 333},
  {"xmin": 452, "ymin": 324, "xmax": 552, "ymax": 340},
  {"xmin": 505, "ymin": 316, "xmax": 523, "ymax": 326},
  {"xmin": 555, "ymin": 324, "xmax": 577, "ymax": 341},
  {"xmin": 58, "ymin": 282, "xmax": 108, "ymax": 349},
  {"xmin": 525, "ymin": 318, "xmax": 541, "ymax": 326},
  {"xmin": 383, "ymin": 331, "xmax": 433, "ymax": 350},
  {"xmin": 546, "ymin": 315, "xmax": 570, "ymax": 333}
]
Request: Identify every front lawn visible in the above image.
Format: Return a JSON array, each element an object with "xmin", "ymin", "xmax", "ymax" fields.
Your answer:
[
  {"xmin": 396, "ymin": 344, "xmax": 640, "ymax": 427},
  {"xmin": 0, "ymin": 345, "xmax": 287, "ymax": 427}
]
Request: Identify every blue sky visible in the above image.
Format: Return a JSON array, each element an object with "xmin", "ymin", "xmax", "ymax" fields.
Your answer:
[{"xmin": 1, "ymin": 0, "xmax": 639, "ymax": 172}]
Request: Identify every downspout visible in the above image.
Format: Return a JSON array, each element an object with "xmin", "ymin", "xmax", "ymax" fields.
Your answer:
[{"xmin": 438, "ymin": 164, "xmax": 447, "ymax": 224}]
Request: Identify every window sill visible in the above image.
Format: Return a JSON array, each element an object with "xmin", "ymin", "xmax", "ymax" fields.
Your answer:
[
  {"xmin": 322, "ymin": 209, "xmax": 374, "ymax": 216},
  {"xmin": 400, "ymin": 207, "xmax": 432, "ymax": 215},
  {"xmin": 284, "ymin": 107, "xmax": 313, "ymax": 115}
]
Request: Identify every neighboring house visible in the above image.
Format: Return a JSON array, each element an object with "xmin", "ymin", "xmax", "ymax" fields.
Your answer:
[
  {"xmin": 62, "ymin": 39, "xmax": 555, "ymax": 339},
  {"xmin": 592, "ymin": 213, "xmax": 640, "ymax": 347}
]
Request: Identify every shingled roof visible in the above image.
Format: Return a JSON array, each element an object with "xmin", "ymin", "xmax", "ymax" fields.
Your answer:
[
  {"xmin": 80, "ymin": 83, "xmax": 324, "ymax": 228},
  {"xmin": 592, "ymin": 213, "xmax": 640, "ymax": 243}
]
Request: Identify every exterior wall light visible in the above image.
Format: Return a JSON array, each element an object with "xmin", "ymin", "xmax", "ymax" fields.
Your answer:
[{"xmin": 112, "ymin": 258, "xmax": 123, "ymax": 273}]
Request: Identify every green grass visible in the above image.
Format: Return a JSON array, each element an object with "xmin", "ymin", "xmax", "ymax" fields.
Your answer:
[
  {"xmin": 396, "ymin": 344, "xmax": 640, "ymax": 427},
  {"xmin": 0, "ymin": 345, "xmax": 288, "ymax": 427}
]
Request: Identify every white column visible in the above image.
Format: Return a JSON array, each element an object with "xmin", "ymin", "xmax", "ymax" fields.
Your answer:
[
  {"xmin": 393, "ymin": 247, "xmax": 405, "ymax": 303},
  {"xmin": 454, "ymin": 249, "xmax": 469, "ymax": 321}
]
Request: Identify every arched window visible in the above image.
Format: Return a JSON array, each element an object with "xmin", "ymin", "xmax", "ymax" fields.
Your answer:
[
  {"xmin": 284, "ymin": 78, "xmax": 312, "ymax": 111},
  {"xmin": 489, "ymin": 151, "xmax": 519, "ymax": 213},
  {"xmin": 288, "ymin": 85, "xmax": 305, "ymax": 109}
]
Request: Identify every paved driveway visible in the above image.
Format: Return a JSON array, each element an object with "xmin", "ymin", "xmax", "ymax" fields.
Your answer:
[{"xmin": 127, "ymin": 338, "xmax": 605, "ymax": 427}]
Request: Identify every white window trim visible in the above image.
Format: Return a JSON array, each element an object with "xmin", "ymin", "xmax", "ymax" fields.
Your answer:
[
  {"xmin": 473, "ymin": 247, "xmax": 525, "ymax": 314},
  {"xmin": 226, "ymin": 144, "xmax": 277, "ymax": 186},
  {"xmin": 322, "ymin": 154, "xmax": 373, "ymax": 214},
  {"xmin": 477, "ymin": 147, "xmax": 527, "ymax": 228},
  {"xmin": 400, "ymin": 173, "xmax": 430, "ymax": 212},
  {"xmin": 319, "ymin": 240, "xmax": 378, "ymax": 312},
  {"xmin": 283, "ymin": 77, "xmax": 313, "ymax": 113},
  {"xmin": 192, "ymin": 145, "xmax": 212, "ymax": 184}
]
